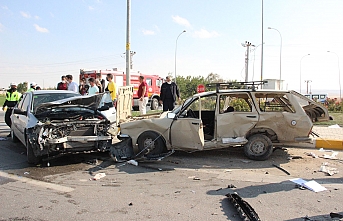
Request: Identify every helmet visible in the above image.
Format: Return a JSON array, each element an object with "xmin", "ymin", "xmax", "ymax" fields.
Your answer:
[
  {"xmin": 10, "ymin": 82, "xmax": 17, "ymax": 86},
  {"xmin": 30, "ymin": 82, "xmax": 37, "ymax": 87}
]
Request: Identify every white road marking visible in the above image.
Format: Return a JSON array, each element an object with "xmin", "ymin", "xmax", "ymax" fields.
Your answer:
[{"xmin": 0, "ymin": 171, "xmax": 74, "ymax": 193}]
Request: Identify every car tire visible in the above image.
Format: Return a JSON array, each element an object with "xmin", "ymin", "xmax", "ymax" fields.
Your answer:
[
  {"xmin": 11, "ymin": 130, "xmax": 20, "ymax": 143},
  {"xmin": 244, "ymin": 134, "xmax": 273, "ymax": 161},
  {"xmin": 150, "ymin": 98, "xmax": 159, "ymax": 110},
  {"xmin": 26, "ymin": 137, "xmax": 41, "ymax": 165},
  {"xmin": 137, "ymin": 131, "xmax": 167, "ymax": 157}
]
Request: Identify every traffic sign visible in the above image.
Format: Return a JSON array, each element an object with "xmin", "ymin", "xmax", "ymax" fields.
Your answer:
[{"xmin": 197, "ymin": 84, "xmax": 205, "ymax": 93}]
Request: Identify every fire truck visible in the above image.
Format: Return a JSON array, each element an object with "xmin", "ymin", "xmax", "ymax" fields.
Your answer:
[{"xmin": 79, "ymin": 69, "xmax": 163, "ymax": 110}]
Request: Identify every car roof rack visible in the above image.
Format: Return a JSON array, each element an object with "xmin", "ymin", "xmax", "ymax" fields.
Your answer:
[{"xmin": 206, "ymin": 81, "xmax": 268, "ymax": 93}]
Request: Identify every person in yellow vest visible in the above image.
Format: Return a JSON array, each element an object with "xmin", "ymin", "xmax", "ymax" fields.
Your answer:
[
  {"xmin": 105, "ymin": 74, "xmax": 117, "ymax": 102},
  {"xmin": 27, "ymin": 82, "xmax": 37, "ymax": 92},
  {"xmin": 2, "ymin": 83, "xmax": 22, "ymax": 137}
]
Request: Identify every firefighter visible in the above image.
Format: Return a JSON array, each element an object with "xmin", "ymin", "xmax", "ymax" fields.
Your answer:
[
  {"xmin": 2, "ymin": 82, "xmax": 22, "ymax": 137},
  {"xmin": 27, "ymin": 82, "xmax": 37, "ymax": 92}
]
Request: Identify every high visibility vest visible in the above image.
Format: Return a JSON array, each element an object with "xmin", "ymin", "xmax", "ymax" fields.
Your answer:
[
  {"xmin": 27, "ymin": 88, "xmax": 35, "ymax": 92},
  {"xmin": 6, "ymin": 91, "xmax": 21, "ymax": 102}
]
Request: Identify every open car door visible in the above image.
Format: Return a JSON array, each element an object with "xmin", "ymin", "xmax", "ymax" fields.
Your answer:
[
  {"xmin": 116, "ymin": 86, "xmax": 134, "ymax": 125},
  {"xmin": 290, "ymin": 90, "xmax": 330, "ymax": 122}
]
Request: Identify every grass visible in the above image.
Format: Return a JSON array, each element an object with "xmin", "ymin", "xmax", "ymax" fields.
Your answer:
[
  {"xmin": 0, "ymin": 94, "xmax": 5, "ymax": 106},
  {"xmin": 314, "ymin": 112, "xmax": 343, "ymax": 126}
]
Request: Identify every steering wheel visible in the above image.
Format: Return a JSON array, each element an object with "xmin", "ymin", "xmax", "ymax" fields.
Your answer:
[{"xmin": 187, "ymin": 109, "xmax": 196, "ymax": 118}]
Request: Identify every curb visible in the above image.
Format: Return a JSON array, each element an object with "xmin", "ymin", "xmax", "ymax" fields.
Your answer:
[{"xmin": 315, "ymin": 138, "xmax": 343, "ymax": 150}]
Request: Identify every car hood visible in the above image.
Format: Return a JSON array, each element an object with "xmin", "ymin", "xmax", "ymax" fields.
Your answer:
[{"xmin": 34, "ymin": 93, "xmax": 104, "ymax": 114}]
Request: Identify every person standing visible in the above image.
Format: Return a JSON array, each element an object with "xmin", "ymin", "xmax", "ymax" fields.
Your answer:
[
  {"xmin": 137, "ymin": 76, "xmax": 149, "ymax": 115},
  {"xmin": 66, "ymin": 75, "xmax": 79, "ymax": 93},
  {"xmin": 105, "ymin": 74, "xmax": 117, "ymax": 102},
  {"xmin": 27, "ymin": 82, "xmax": 37, "ymax": 92},
  {"xmin": 96, "ymin": 73, "xmax": 105, "ymax": 93},
  {"xmin": 159, "ymin": 76, "xmax": 180, "ymax": 111},
  {"xmin": 88, "ymin": 78, "xmax": 99, "ymax": 95},
  {"xmin": 2, "ymin": 83, "xmax": 21, "ymax": 137},
  {"xmin": 57, "ymin": 76, "xmax": 68, "ymax": 90}
]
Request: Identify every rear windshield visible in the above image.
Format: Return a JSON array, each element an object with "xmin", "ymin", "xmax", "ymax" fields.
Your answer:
[{"xmin": 32, "ymin": 93, "xmax": 79, "ymax": 111}]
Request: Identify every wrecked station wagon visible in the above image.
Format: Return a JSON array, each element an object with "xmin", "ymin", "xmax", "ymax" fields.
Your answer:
[
  {"xmin": 11, "ymin": 87, "xmax": 133, "ymax": 164},
  {"xmin": 112, "ymin": 82, "xmax": 329, "ymax": 161}
]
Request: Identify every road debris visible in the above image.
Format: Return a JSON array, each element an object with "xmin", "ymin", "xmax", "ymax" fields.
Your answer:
[
  {"xmin": 330, "ymin": 212, "xmax": 343, "ymax": 218},
  {"xmin": 227, "ymin": 184, "xmax": 237, "ymax": 188},
  {"xmin": 319, "ymin": 162, "xmax": 339, "ymax": 176},
  {"xmin": 306, "ymin": 152, "xmax": 318, "ymax": 158},
  {"xmin": 287, "ymin": 156, "xmax": 303, "ymax": 160},
  {"xmin": 90, "ymin": 173, "xmax": 106, "ymax": 181},
  {"xmin": 23, "ymin": 172, "xmax": 30, "ymax": 175},
  {"xmin": 322, "ymin": 152, "xmax": 338, "ymax": 160},
  {"xmin": 272, "ymin": 164, "xmax": 290, "ymax": 175},
  {"xmin": 290, "ymin": 178, "xmax": 327, "ymax": 192},
  {"xmin": 226, "ymin": 193, "xmax": 261, "ymax": 221},
  {"xmin": 127, "ymin": 160, "xmax": 138, "ymax": 166},
  {"xmin": 128, "ymin": 202, "xmax": 133, "ymax": 206},
  {"xmin": 0, "ymin": 137, "xmax": 8, "ymax": 141},
  {"xmin": 240, "ymin": 160, "xmax": 251, "ymax": 163}
]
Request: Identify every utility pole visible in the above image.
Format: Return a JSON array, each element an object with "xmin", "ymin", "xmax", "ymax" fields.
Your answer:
[
  {"xmin": 125, "ymin": 0, "xmax": 131, "ymax": 86},
  {"xmin": 242, "ymin": 41, "xmax": 254, "ymax": 83},
  {"xmin": 130, "ymin": 51, "xmax": 136, "ymax": 69},
  {"xmin": 304, "ymin": 80, "xmax": 312, "ymax": 94}
]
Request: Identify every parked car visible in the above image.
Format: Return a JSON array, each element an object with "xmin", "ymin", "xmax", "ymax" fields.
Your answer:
[
  {"xmin": 10, "ymin": 89, "xmax": 131, "ymax": 164},
  {"xmin": 112, "ymin": 83, "xmax": 329, "ymax": 161}
]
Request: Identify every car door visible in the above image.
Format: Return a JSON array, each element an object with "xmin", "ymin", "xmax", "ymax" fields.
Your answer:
[
  {"xmin": 170, "ymin": 97, "xmax": 205, "ymax": 150},
  {"xmin": 12, "ymin": 93, "xmax": 30, "ymax": 144},
  {"xmin": 216, "ymin": 92, "xmax": 258, "ymax": 144}
]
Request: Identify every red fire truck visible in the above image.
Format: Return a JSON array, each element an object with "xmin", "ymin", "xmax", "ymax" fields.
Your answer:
[{"xmin": 79, "ymin": 69, "xmax": 163, "ymax": 110}]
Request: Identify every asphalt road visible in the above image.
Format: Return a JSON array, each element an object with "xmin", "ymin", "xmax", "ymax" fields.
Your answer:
[{"xmin": 0, "ymin": 111, "xmax": 343, "ymax": 221}]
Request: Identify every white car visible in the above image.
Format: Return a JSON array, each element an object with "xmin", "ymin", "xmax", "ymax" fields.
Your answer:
[{"xmin": 11, "ymin": 90, "xmax": 121, "ymax": 164}]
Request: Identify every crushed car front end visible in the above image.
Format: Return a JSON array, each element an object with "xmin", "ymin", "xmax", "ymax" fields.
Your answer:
[{"xmin": 28, "ymin": 94, "xmax": 115, "ymax": 159}]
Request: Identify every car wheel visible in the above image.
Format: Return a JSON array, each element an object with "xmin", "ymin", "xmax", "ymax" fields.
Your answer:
[
  {"xmin": 244, "ymin": 134, "xmax": 273, "ymax": 161},
  {"xmin": 11, "ymin": 130, "xmax": 20, "ymax": 143},
  {"xmin": 26, "ymin": 137, "xmax": 41, "ymax": 165},
  {"xmin": 137, "ymin": 131, "xmax": 167, "ymax": 157},
  {"xmin": 150, "ymin": 98, "xmax": 159, "ymax": 110}
]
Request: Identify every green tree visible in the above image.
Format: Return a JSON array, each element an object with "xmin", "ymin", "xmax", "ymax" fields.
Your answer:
[{"xmin": 17, "ymin": 82, "xmax": 28, "ymax": 93}]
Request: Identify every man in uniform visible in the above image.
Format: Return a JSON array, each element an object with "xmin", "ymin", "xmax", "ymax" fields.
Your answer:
[
  {"xmin": 2, "ymin": 83, "xmax": 21, "ymax": 137},
  {"xmin": 27, "ymin": 82, "xmax": 37, "ymax": 92}
]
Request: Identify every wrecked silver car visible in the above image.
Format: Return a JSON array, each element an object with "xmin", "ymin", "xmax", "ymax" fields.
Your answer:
[
  {"xmin": 10, "ymin": 89, "xmax": 132, "ymax": 164},
  {"xmin": 112, "ymin": 82, "xmax": 329, "ymax": 161}
]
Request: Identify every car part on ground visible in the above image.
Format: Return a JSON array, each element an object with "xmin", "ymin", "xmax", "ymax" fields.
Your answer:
[{"xmin": 226, "ymin": 193, "xmax": 261, "ymax": 221}]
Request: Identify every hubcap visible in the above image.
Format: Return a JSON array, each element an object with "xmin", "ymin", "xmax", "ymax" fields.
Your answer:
[
  {"xmin": 144, "ymin": 138, "xmax": 155, "ymax": 150},
  {"xmin": 251, "ymin": 141, "xmax": 265, "ymax": 154}
]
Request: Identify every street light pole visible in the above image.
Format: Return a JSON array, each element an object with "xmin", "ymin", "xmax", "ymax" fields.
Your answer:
[
  {"xmin": 300, "ymin": 54, "xmax": 310, "ymax": 94},
  {"xmin": 174, "ymin": 30, "xmax": 186, "ymax": 84},
  {"xmin": 327, "ymin": 51, "xmax": 342, "ymax": 101},
  {"xmin": 268, "ymin": 27, "xmax": 282, "ymax": 89},
  {"xmin": 125, "ymin": 0, "xmax": 131, "ymax": 86}
]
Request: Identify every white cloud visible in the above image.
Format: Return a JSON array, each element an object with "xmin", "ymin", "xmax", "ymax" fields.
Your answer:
[
  {"xmin": 89, "ymin": 6, "xmax": 94, "ymax": 10},
  {"xmin": 172, "ymin": 15, "xmax": 191, "ymax": 27},
  {"xmin": 193, "ymin": 29, "xmax": 219, "ymax": 39},
  {"xmin": 33, "ymin": 24, "xmax": 49, "ymax": 33},
  {"xmin": 20, "ymin": 11, "xmax": 31, "ymax": 18},
  {"xmin": 0, "ymin": 23, "xmax": 4, "ymax": 32},
  {"xmin": 142, "ymin": 29, "xmax": 155, "ymax": 35},
  {"xmin": 34, "ymin": 15, "xmax": 40, "ymax": 20}
]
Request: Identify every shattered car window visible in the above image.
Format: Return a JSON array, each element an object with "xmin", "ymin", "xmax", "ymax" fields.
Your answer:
[
  {"xmin": 254, "ymin": 93, "xmax": 295, "ymax": 113},
  {"xmin": 32, "ymin": 93, "xmax": 79, "ymax": 111},
  {"xmin": 99, "ymin": 92, "xmax": 114, "ymax": 108},
  {"xmin": 219, "ymin": 93, "xmax": 252, "ymax": 113}
]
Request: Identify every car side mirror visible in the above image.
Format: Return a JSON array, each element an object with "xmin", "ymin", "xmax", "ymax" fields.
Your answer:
[{"xmin": 167, "ymin": 113, "xmax": 176, "ymax": 119}]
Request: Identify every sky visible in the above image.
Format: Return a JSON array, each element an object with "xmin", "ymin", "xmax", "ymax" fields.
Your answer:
[{"xmin": 1, "ymin": 0, "xmax": 343, "ymax": 97}]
